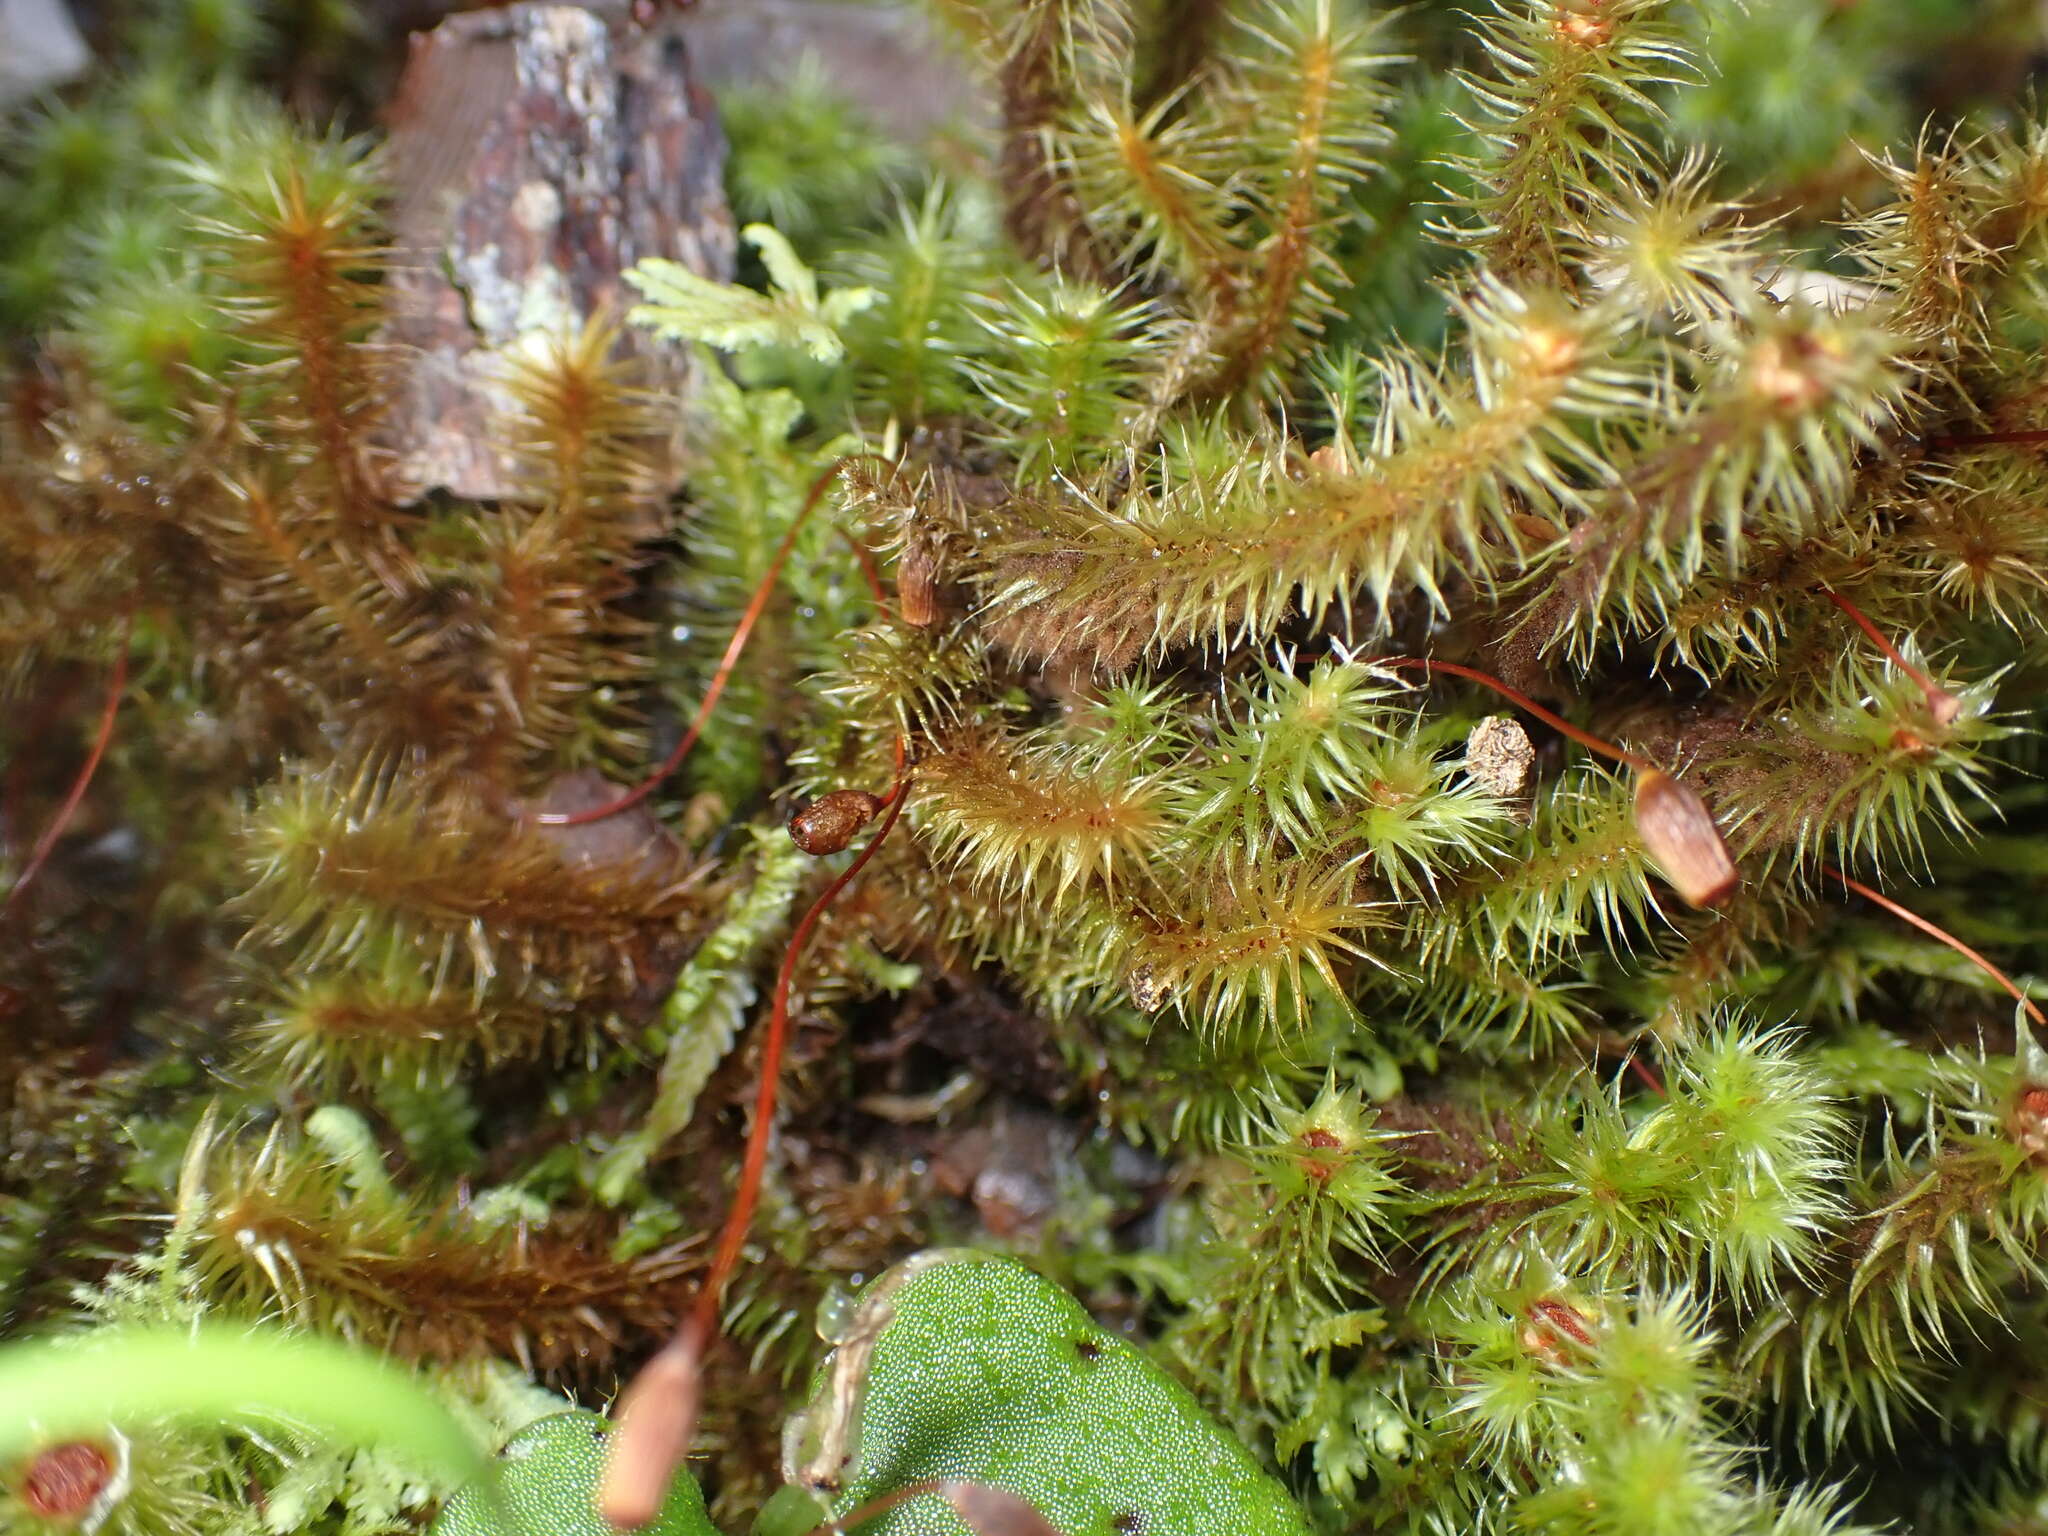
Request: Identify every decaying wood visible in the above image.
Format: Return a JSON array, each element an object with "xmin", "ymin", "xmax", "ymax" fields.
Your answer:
[
  {"xmin": 679, "ymin": 0, "xmax": 980, "ymax": 143},
  {"xmin": 0, "ymin": 0, "xmax": 88, "ymax": 109},
  {"xmin": 377, "ymin": 3, "xmax": 735, "ymax": 503}
]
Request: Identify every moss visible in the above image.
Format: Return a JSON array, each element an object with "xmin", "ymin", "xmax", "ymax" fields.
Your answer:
[{"xmin": 5, "ymin": 0, "xmax": 2048, "ymax": 1532}]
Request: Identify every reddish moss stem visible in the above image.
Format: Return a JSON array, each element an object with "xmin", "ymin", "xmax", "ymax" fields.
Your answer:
[
  {"xmin": 837, "ymin": 528, "xmax": 889, "ymax": 612},
  {"xmin": 1819, "ymin": 587, "xmax": 1959, "ymax": 726},
  {"xmin": 1929, "ymin": 426, "xmax": 2048, "ymax": 449},
  {"xmin": 805, "ymin": 1479, "xmax": 942, "ymax": 1534},
  {"xmin": 1204, "ymin": 25, "xmax": 1334, "ymax": 397},
  {"xmin": 603, "ymin": 738, "xmax": 911, "ymax": 1529},
  {"xmin": 541, "ymin": 456, "xmax": 893, "ymax": 828},
  {"xmin": 3, "ymin": 607, "xmax": 133, "ymax": 923},
  {"xmin": 1827, "ymin": 866, "xmax": 2046, "ymax": 1027},
  {"xmin": 1372, "ymin": 655, "xmax": 1652, "ymax": 771},
  {"xmin": 690, "ymin": 744, "xmax": 911, "ymax": 1337}
]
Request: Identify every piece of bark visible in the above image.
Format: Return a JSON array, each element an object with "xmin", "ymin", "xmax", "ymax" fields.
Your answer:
[
  {"xmin": 1463, "ymin": 714, "xmax": 1537, "ymax": 825},
  {"xmin": 678, "ymin": 0, "xmax": 981, "ymax": 143},
  {"xmin": 529, "ymin": 768, "xmax": 696, "ymax": 1020},
  {"xmin": 376, "ymin": 4, "xmax": 734, "ymax": 503},
  {"xmin": 0, "ymin": 0, "xmax": 88, "ymax": 108},
  {"xmin": 529, "ymin": 767, "xmax": 684, "ymax": 884}
]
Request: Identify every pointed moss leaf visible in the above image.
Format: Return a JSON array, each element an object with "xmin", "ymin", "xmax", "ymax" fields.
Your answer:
[
  {"xmin": 0, "ymin": 1323, "xmax": 491, "ymax": 1498},
  {"xmin": 798, "ymin": 1251, "xmax": 1312, "ymax": 1536},
  {"xmin": 431, "ymin": 1412, "xmax": 718, "ymax": 1536}
]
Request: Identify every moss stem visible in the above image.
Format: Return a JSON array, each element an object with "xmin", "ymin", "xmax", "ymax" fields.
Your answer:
[
  {"xmin": 1827, "ymin": 866, "xmax": 2045, "ymax": 1027},
  {"xmin": 540, "ymin": 455, "xmax": 894, "ymax": 828},
  {"xmin": 1371, "ymin": 655, "xmax": 1653, "ymax": 771},
  {"xmin": 3, "ymin": 605, "xmax": 133, "ymax": 923}
]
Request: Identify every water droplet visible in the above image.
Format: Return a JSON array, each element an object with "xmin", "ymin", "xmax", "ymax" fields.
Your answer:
[{"xmin": 816, "ymin": 1284, "xmax": 858, "ymax": 1343}]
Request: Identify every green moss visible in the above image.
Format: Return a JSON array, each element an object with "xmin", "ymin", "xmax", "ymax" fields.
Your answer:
[{"xmin": 7, "ymin": 1, "xmax": 2048, "ymax": 1533}]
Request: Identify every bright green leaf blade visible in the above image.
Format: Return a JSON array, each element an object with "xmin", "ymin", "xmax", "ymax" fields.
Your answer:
[
  {"xmin": 431, "ymin": 1411, "xmax": 719, "ymax": 1536},
  {"xmin": 743, "ymin": 223, "xmax": 818, "ymax": 308},
  {"xmin": 0, "ymin": 1323, "xmax": 492, "ymax": 1497},
  {"xmin": 804, "ymin": 1251, "xmax": 1313, "ymax": 1536}
]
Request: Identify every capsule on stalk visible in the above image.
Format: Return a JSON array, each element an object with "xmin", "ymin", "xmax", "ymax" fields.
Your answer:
[
  {"xmin": 789, "ymin": 790, "xmax": 888, "ymax": 856},
  {"xmin": 1632, "ymin": 769, "xmax": 1739, "ymax": 909},
  {"xmin": 898, "ymin": 539, "xmax": 940, "ymax": 629}
]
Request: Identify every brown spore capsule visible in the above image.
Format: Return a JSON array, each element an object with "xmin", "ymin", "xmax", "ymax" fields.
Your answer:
[
  {"xmin": 898, "ymin": 540, "xmax": 940, "ymax": 629},
  {"xmin": 599, "ymin": 1339, "xmax": 702, "ymax": 1531},
  {"xmin": 2010, "ymin": 1084, "xmax": 2048, "ymax": 1162},
  {"xmin": 1632, "ymin": 768, "xmax": 1739, "ymax": 909},
  {"xmin": 1521, "ymin": 1297, "xmax": 1596, "ymax": 1363},
  {"xmin": 789, "ymin": 790, "xmax": 887, "ymax": 856},
  {"xmin": 21, "ymin": 1440, "xmax": 116, "ymax": 1520}
]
